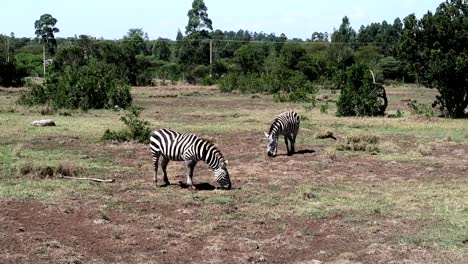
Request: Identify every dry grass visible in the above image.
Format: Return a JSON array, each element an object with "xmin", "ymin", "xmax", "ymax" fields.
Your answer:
[
  {"xmin": 417, "ymin": 144, "xmax": 433, "ymax": 156},
  {"xmin": 336, "ymin": 133, "xmax": 380, "ymax": 153}
]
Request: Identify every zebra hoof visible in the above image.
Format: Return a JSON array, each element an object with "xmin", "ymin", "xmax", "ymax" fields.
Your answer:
[{"xmin": 160, "ymin": 182, "xmax": 171, "ymax": 188}]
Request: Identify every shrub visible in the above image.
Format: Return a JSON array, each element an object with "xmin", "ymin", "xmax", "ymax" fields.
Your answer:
[
  {"xmin": 102, "ymin": 107, "xmax": 151, "ymax": 144},
  {"xmin": 17, "ymin": 81, "xmax": 48, "ymax": 106},
  {"xmin": 336, "ymin": 64, "xmax": 387, "ymax": 117},
  {"xmin": 320, "ymin": 103, "xmax": 329, "ymax": 114},
  {"xmin": 408, "ymin": 100, "xmax": 434, "ymax": 117},
  {"xmin": 186, "ymin": 65, "xmax": 210, "ymax": 85},
  {"xmin": 17, "ymin": 60, "xmax": 132, "ymax": 110}
]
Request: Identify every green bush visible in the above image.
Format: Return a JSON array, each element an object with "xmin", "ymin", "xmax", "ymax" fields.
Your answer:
[
  {"xmin": 219, "ymin": 70, "xmax": 316, "ymax": 103},
  {"xmin": 0, "ymin": 61, "xmax": 24, "ymax": 87},
  {"xmin": 218, "ymin": 73, "xmax": 238, "ymax": 93},
  {"xmin": 15, "ymin": 52, "xmax": 43, "ymax": 77},
  {"xmin": 17, "ymin": 81, "xmax": 48, "ymax": 106},
  {"xmin": 336, "ymin": 64, "xmax": 387, "ymax": 116},
  {"xmin": 408, "ymin": 100, "xmax": 435, "ymax": 117},
  {"xmin": 102, "ymin": 107, "xmax": 151, "ymax": 144},
  {"xmin": 320, "ymin": 103, "xmax": 329, "ymax": 114},
  {"xmin": 18, "ymin": 60, "xmax": 132, "ymax": 110},
  {"xmin": 186, "ymin": 65, "xmax": 210, "ymax": 85}
]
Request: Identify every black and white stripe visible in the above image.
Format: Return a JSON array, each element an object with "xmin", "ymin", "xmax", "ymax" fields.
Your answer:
[
  {"xmin": 264, "ymin": 111, "xmax": 300, "ymax": 157},
  {"xmin": 149, "ymin": 129, "xmax": 231, "ymax": 189}
]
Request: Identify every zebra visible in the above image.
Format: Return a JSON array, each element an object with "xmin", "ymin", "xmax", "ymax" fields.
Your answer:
[
  {"xmin": 149, "ymin": 128, "xmax": 231, "ymax": 190},
  {"xmin": 264, "ymin": 111, "xmax": 300, "ymax": 157}
]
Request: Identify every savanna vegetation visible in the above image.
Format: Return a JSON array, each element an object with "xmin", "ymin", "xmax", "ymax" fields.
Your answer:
[
  {"xmin": 1, "ymin": 0, "xmax": 467, "ymax": 117},
  {"xmin": 1, "ymin": 0, "xmax": 468, "ymax": 263}
]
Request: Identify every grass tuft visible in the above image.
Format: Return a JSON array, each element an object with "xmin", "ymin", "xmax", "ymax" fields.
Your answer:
[{"xmin": 336, "ymin": 134, "xmax": 380, "ymax": 153}]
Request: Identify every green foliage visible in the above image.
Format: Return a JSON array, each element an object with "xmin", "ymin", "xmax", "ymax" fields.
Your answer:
[
  {"xmin": 122, "ymin": 29, "xmax": 151, "ymax": 85},
  {"xmin": 408, "ymin": 100, "xmax": 435, "ymax": 117},
  {"xmin": 17, "ymin": 81, "xmax": 48, "ymax": 105},
  {"xmin": 272, "ymin": 70, "xmax": 317, "ymax": 103},
  {"xmin": 0, "ymin": 61, "xmax": 24, "ymax": 87},
  {"xmin": 378, "ymin": 56, "xmax": 404, "ymax": 81},
  {"xmin": 336, "ymin": 64, "xmax": 387, "ymax": 116},
  {"xmin": 15, "ymin": 52, "xmax": 43, "ymax": 76},
  {"xmin": 159, "ymin": 62, "xmax": 181, "ymax": 83},
  {"xmin": 185, "ymin": 0, "xmax": 213, "ymax": 37},
  {"xmin": 186, "ymin": 64, "xmax": 210, "ymax": 85},
  {"xmin": 18, "ymin": 60, "xmax": 132, "ymax": 110},
  {"xmin": 320, "ymin": 103, "xmax": 329, "ymax": 114},
  {"xmin": 153, "ymin": 38, "xmax": 172, "ymax": 61},
  {"xmin": 102, "ymin": 107, "xmax": 151, "ymax": 144},
  {"xmin": 34, "ymin": 13, "xmax": 59, "ymax": 55},
  {"xmin": 399, "ymin": 0, "xmax": 468, "ymax": 118},
  {"xmin": 234, "ymin": 43, "xmax": 268, "ymax": 74}
]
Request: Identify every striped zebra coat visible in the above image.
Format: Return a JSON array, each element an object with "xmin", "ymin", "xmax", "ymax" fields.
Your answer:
[
  {"xmin": 264, "ymin": 111, "xmax": 300, "ymax": 157},
  {"xmin": 149, "ymin": 129, "xmax": 231, "ymax": 190}
]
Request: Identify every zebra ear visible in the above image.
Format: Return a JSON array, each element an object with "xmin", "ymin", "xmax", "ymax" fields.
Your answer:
[
  {"xmin": 264, "ymin": 132, "xmax": 269, "ymax": 138},
  {"xmin": 225, "ymin": 160, "xmax": 229, "ymax": 165}
]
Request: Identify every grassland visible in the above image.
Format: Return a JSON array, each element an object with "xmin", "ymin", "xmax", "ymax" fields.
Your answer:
[{"xmin": 0, "ymin": 85, "xmax": 467, "ymax": 263}]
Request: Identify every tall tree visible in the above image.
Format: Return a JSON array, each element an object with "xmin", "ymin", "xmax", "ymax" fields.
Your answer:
[
  {"xmin": 34, "ymin": 13, "xmax": 59, "ymax": 77},
  {"xmin": 399, "ymin": 0, "xmax": 468, "ymax": 117},
  {"xmin": 332, "ymin": 16, "xmax": 356, "ymax": 44},
  {"xmin": 179, "ymin": 0, "xmax": 214, "ymax": 66},
  {"xmin": 185, "ymin": 0, "xmax": 213, "ymax": 38},
  {"xmin": 329, "ymin": 17, "xmax": 355, "ymax": 73}
]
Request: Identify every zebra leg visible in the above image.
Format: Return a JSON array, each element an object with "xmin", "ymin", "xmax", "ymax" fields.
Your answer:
[
  {"xmin": 284, "ymin": 136, "xmax": 291, "ymax": 155},
  {"xmin": 185, "ymin": 160, "xmax": 197, "ymax": 189},
  {"xmin": 160, "ymin": 156, "xmax": 170, "ymax": 186},
  {"xmin": 290, "ymin": 134, "xmax": 296, "ymax": 155},
  {"xmin": 152, "ymin": 153, "xmax": 160, "ymax": 186}
]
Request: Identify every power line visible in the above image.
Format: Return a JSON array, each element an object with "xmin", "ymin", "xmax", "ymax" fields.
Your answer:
[{"xmin": 56, "ymin": 37, "xmax": 397, "ymax": 46}]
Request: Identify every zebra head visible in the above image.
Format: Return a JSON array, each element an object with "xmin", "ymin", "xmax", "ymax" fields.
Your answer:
[
  {"xmin": 214, "ymin": 160, "xmax": 231, "ymax": 190},
  {"xmin": 264, "ymin": 132, "xmax": 278, "ymax": 157}
]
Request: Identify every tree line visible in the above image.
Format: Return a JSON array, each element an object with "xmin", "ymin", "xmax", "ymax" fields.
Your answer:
[{"xmin": 2, "ymin": 0, "xmax": 468, "ymax": 117}]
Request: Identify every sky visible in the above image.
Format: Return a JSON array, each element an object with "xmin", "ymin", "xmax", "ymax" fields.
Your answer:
[{"xmin": 2, "ymin": 0, "xmax": 442, "ymax": 40}]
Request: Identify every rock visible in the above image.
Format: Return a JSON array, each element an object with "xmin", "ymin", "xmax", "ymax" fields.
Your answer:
[
  {"xmin": 31, "ymin": 119, "xmax": 56, "ymax": 127},
  {"xmin": 93, "ymin": 219, "xmax": 110, "ymax": 225}
]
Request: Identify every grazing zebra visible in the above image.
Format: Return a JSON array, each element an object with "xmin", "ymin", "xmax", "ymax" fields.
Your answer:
[
  {"xmin": 149, "ymin": 129, "xmax": 231, "ymax": 190},
  {"xmin": 264, "ymin": 111, "xmax": 300, "ymax": 157}
]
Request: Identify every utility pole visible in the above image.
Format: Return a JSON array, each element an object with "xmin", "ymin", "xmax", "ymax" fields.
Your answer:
[
  {"xmin": 209, "ymin": 40, "xmax": 213, "ymax": 77},
  {"xmin": 43, "ymin": 43, "xmax": 46, "ymax": 78}
]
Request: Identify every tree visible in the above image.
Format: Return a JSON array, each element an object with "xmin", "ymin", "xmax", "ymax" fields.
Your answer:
[
  {"xmin": 332, "ymin": 16, "xmax": 356, "ymax": 44},
  {"xmin": 399, "ymin": 0, "xmax": 468, "ymax": 117},
  {"xmin": 34, "ymin": 14, "xmax": 59, "ymax": 77},
  {"xmin": 234, "ymin": 43, "xmax": 268, "ymax": 74},
  {"xmin": 122, "ymin": 29, "xmax": 149, "ymax": 85},
  {"xmin": 178, "ymin": 0, "xmax": 213, "ymax": 66},
  {"xmin": 330, "ymin": 17, "xmax": 356, "ymax": 72},
  {"xmin": 185, "ymin": 0, "xmax": 213, "ymax": 38},
  {"xmin": 153, "ymin": 38, "xmax": 172, "ymax": 61}
]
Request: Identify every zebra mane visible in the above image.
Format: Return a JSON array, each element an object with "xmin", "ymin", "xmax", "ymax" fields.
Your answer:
[
  {"xmin": 201, "ymin": 138, "xmax": 225, "ymax": 162},
  {"xmin": 268, "ymin": 117, "xmax": 281, "ymax": 136}
]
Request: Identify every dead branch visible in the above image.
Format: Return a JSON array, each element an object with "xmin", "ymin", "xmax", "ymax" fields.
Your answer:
[
  {"xmin": 369, "ymin": 70, "xmax": 376, "ymax": 83},
  {"xmin": 60, "ymin": 176, "xmax": 115, "ymax": 183}
]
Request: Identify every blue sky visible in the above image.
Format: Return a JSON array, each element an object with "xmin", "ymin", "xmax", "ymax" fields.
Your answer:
[{"xmin": 2, "ymin": 0, "xmax": 442, "ymax": 40}]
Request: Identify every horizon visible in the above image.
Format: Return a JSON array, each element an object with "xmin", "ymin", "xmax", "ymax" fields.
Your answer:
[{"xmin": 2, "ymin": 0, "xmax": 442, "ymax": 40}]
